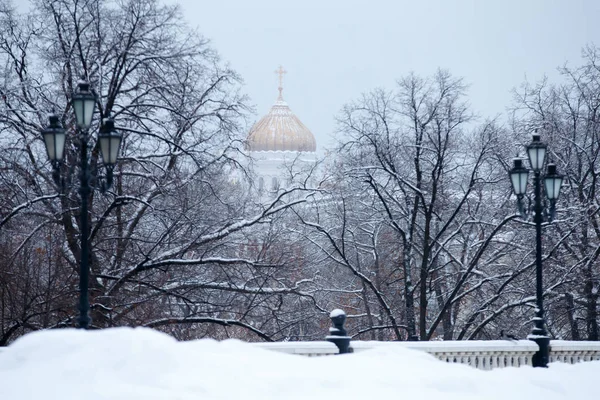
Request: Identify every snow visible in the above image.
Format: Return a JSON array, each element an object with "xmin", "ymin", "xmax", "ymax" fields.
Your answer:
[
  {"xmin": 527, "ymin": 334, "xmax": 549, "ymax": 340},
  {"xmin": 329, "ymin": 308, "xmax": 346, "ymax": 318},
  {"xmin": 0, "ymin": 327, "xmax": 598, "ymax": 400}
]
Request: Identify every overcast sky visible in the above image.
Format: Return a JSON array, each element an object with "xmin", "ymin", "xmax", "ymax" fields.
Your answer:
[{"xmin": 172, "ymin": 0, "xmax": 597, "ymax": 150}]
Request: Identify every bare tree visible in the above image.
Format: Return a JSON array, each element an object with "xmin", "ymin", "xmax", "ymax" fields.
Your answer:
[
  {"xmin": 510, "ymin": 45, "xmax": 600, "ymax": 340},
  {"xmin": 303, "ymin": 70, "xmax": 532, "ymax": 341},
  {"xmin": 0, "ymin": 0, "xmax": 317, "ymax": 343}
]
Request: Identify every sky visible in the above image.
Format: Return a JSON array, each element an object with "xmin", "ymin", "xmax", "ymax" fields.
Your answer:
[
  {"xmin": 164, "ymin": 0, "xmax": 599, "ymax": 151},
  {"xmin": 1, "ymin": 326, "xmax": 598, "ymax": 399}
]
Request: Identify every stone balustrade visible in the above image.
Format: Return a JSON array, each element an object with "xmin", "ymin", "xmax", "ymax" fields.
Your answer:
[
  {"xmin": 353, "ymin": 340, "xmax": 539, "ymax": 370},
  {"xmin": 549, "ymin": 340, "xmax": 600, "ymax": 363},
  {"xmin": 255, "ymin": 339, "xmax": 600, "ymax": 370}
]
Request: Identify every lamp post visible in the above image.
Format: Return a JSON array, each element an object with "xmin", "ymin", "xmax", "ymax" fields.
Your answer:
[
  {"xmin": 40, "ymin": 80, "xmax": 123, "ymax": 329},
  {"xmin": 508, "ymin": 132, "xmax": 564, "ymax": 368}
]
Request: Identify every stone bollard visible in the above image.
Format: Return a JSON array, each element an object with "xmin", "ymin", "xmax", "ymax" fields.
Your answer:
[{"xmin": 326, "ymin": 309, "xmax": 352, "ymax": 354}]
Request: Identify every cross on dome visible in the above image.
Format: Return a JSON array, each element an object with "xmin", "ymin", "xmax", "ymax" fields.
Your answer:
[{"xmin": 275, "ymin": 65, "xmax": 287, "ymax": 100}]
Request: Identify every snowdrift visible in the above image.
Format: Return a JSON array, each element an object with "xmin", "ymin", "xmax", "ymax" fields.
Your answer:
[{"xmin": 0, "ymin": 327, "xmax": 597, "ymax": 399}]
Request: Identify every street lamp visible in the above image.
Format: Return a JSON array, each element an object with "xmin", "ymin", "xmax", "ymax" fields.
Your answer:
[
  {"xmin": 40, "ymin": 80, "xmax": 122, "ymax": 329},
  {"xmin": 508, "ymin": 132, "xmax": 564, "ymax": 368}
]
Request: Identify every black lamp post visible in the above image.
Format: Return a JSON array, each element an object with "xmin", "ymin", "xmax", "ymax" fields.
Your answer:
[
  {"xmin": 40, "ymin": 80, "xmax": 123, "ymax": 329},
  {"xmin": 509, "ymin": 132, "xmax": 564, "ymax": 368}
]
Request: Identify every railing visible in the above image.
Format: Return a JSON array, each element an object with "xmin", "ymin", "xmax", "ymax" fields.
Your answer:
[
  {"xmin": 355, "ymin": 340, "xmax": 539, "ymax": 370},
  {"xmin": 549, "ymin": 340, "xmax": 600, "ymax": 363},
  {"xmin": 253, "ymin": 309, "xmax": 600, "ymax": 370},
  {"xmin": 255, "ymin": 340, "xmax": 539, "ymax": 370},
  {"xmin": 255, "ymin": 340, "xmax": 600, "ymax": 370}
]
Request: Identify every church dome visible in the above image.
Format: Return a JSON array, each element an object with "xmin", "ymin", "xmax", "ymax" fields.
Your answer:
[{"xmin": 246, "ymin": 67, "xmax": 316, "ymax": 153}]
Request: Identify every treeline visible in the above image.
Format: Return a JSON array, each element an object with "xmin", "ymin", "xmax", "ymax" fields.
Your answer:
[{"xmin": 0, "ymin": 0, "xmax": 598, "ymax": 344}]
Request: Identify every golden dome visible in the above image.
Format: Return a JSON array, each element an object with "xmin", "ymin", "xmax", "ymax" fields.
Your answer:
[{"xmin": 246, "ymin": 67, "xmax": 316, "ymax": 152}]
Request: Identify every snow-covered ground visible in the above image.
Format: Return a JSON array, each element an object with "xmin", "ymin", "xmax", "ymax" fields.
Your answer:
[{"xmin": 0, "ymin": 327, "xmax": 597, "ymax": 400}]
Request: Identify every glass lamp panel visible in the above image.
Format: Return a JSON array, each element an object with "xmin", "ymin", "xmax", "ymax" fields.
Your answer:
[
  {"xmin": 73, "ymin": 97, "xmax": 96, "ymax": 129},
  {"xmin": 42, "ymin": 131, "xmax": 56, "ymax": 160},
  {"xmin": 526, "ymin": 133, "xmax": 547, "ymax": 171},
  {"xmin": 545, "ymin": 176, "xmax": 564, "ymax": 200},
  {"xmin": 527, "ymin": 146, "xmax": 546, "ymax": 171},
  {"xmin": 108, "ymin": 136, "xmax": 122, "ymax": 164},
  {"xmin": 99, "ymin": 135, "xmax": 110, "ymax": 165},
  {"xmin": 72, "ymin": 81, "xmax": 96, "ymax": 129},
  {"xmin": 73, "ymin": 99, "xmax": 85, "ymax": 128},
  {"xmin": 41, "ymin": 116, "xmax": 66, "ymax": 161},
  {"xmin": 54, "ymin": 130, "xmax": 66, "ymax": 161},
  {"xmin": 510, "ymin": 170, "xmax": 529, "ymax": 195},
  {"xmin": 83, "ymin": 98, "xmax": 95, "ymax": 128},
  {"xmin": 99, "ymin": 119, "xmax": 122, "ymax": 166},
  {"xmin": 99, "ymin": 134, "xmax": 122, "ymax": 166},
  {"xmin": 544, "ymin": 164, "xmax": 564, "ymax": 200},
  {"xmin": 509, "ymin": 158, "xmax": 529, "ymax": 195},
  {"xmin": 518, "ymin": 171, "xmax": 529, "ymax": 194}
]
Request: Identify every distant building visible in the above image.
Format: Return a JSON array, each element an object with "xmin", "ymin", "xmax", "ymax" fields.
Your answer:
[{"xmin": 246, "ymin": 66, "xmax": 318, "ymax": 193}]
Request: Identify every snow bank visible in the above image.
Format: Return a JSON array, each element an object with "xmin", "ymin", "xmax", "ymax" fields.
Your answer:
[{"xmin": 0, "ymin": 327, "xmax": 597, "ymax": 399}]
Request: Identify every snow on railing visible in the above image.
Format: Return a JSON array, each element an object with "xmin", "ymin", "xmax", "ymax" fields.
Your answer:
[
  {"xmin": 255, "ymin": 339, "xmax": 600, "ymax": 370},
  {"xmin": 254, "ymin": 341, "xmax": 338, "ymax": 357}
]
